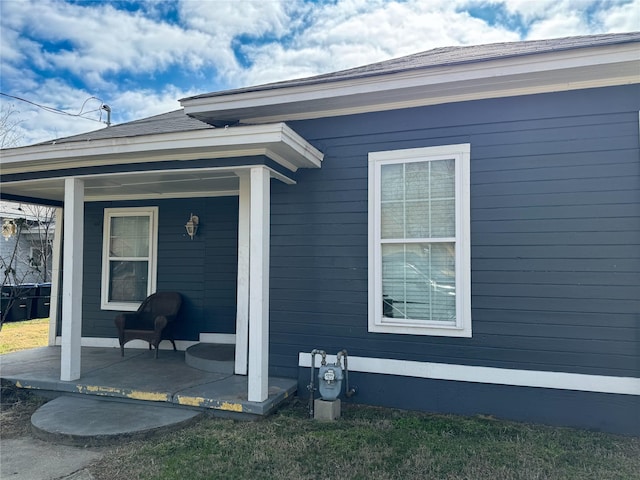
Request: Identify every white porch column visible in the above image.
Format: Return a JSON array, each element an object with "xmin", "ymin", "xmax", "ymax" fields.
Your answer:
[
  {"xmin": 60, "ymin": 178, "xmax": 84, "ymax": 381},
  {"xmin": 48, "ymin": 207, "xmax": 63, "ymax": 346},
  {"xmin": 247, "ymin": 166, "xmax": 270, "ymax": 402},
  {"xmin": 235, "ymin": 173, "xmax": 250, "ymax": 375}
]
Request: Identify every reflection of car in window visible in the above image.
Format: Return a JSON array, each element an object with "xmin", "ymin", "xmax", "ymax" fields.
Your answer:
[
  {"xmin": 382, "ymin": 251, "xmax": 455, "ymax": 322},
  {"xmin": 109, "ymin": 260, "xmax": 148, "ymax": 302}
]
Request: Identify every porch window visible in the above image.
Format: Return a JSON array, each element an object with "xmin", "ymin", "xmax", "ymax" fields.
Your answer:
[
  {"xmin": 368, "ymin": 144, "xmax": 471, "ymax": 336},
  {"xmin": 101, "ymin": 207, "xmax": 158, "ymax": 311}
]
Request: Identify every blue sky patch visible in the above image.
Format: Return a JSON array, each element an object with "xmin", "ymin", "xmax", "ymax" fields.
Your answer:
[{"xmin": 465, "ymin": 3, "xmax": 528, "ymax": 35}]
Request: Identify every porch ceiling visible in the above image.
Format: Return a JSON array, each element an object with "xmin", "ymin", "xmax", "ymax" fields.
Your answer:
[{"xmin": 0, "ymin": 168, "xmax": 247, "ymax": 203}]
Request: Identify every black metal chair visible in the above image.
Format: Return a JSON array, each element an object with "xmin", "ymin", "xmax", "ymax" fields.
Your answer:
[{"xmin": 114, "ymin": 292, "xmax": 182, "ymax": 358}]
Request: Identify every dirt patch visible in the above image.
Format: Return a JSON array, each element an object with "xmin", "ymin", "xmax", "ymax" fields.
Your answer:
[{"xmin": 0, "ymin": 380, "xmax": 46, "ymax": 438}]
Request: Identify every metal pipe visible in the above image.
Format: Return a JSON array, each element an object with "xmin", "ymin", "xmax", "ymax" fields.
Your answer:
[
  {"xmin": 101, "ymin": 104, "xmax": 111, "ymax": 127},
  {"xmin": 307, "ymin": 349, "xmax": 326, "ymax": 418},
  {"xmin": 336, "ymin": 349, "xmax": 357, "ymax": 398}
]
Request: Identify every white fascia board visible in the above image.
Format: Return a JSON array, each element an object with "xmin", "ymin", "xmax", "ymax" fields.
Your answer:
[
  {"xmin": 0, "ymin": 123, "xmax": 323, "ymax": 175},
  {"xmin": 182, "ymin": 44, "xmax": 639, "ymax": 122}
]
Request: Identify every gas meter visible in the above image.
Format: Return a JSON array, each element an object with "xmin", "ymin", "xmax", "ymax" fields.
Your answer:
[{"xmin": 318, "ymin": 364, "xmax": 343, "ymax": 401}]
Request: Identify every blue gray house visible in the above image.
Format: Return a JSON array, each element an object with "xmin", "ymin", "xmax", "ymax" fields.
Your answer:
[{"xmin": 1, "ymin": 32, "xmax": 638, "ymax": 434}]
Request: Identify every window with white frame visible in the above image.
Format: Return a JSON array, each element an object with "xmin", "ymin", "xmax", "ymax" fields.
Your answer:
[
  {"xmin": 368, "ymin": 144, "xmax": 471, "ymax": 336},
  {"xmin": 101, "ymin": 207, "xmax": 158, "ymax": 311}
]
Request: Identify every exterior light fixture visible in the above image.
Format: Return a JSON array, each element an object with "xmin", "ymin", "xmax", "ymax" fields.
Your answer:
[
  {"xmin": 185, "ymin": 213, "xmax": 199, "ymax": 240},
  {"xmin": 2, "ymin": 219, "xmax": 17, "ymax": 241}
]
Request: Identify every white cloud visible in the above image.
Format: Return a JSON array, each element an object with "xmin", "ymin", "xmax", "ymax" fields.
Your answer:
[
  {"xmin": 178, "ymin": 0, "xmax": 294, "ymax": 38},
  {"xmin": 108, "ymin": 85, "xmax": 200, "ymax": 123},
  {"xmin": 526, "ymin": 10, "xmax": 593, "ymax": 39},
  {"xmin": 500, "ymin": 0, "xmax": 640, "ymax": 39},
  {"xmin": 596, "ymin": 0, "xmax": 640, "ymax": 32},
  {"xmin": 235, "ymin": 0, "xmax": 521, "ymax": 86},
  {"xmin": 1, "ymin": 0, "xmax": 219, "ymax": 88},
  {"xmin": 6, "ymin": 79, "xmax": 197, "ymax": 146},
  {"xmin": 1, "ymin": 0, "xmax": 637, "ymax": 146}
]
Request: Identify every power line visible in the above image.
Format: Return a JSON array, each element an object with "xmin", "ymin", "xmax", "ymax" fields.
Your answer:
[{"xmin": 0, "ymin": 92, "xmax": 108, "ymax": 124}]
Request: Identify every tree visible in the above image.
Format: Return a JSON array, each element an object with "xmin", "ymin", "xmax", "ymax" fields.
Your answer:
[
  {"xmin": 0, "ymin": 104, "xmax": 24, "ymax": 149},
  {"xmin": 0, "ymin": 204, "xmax": 56, "ymax": 329}
]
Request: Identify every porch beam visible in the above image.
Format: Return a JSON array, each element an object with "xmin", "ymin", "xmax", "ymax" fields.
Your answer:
[
  {"xmin": 235, "ymin": 173, "xmax": 250, "ymax": 375},
  {"xmin": 60, "ymin": 178, "xmax": 84, "ymax": 381},
  {"xmin": 247, "ymin": 166, "xmax": 270, "ymax": 402}
]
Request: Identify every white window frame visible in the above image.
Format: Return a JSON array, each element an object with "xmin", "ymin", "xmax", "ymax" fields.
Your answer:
[
  {"xmin": 368, "ymin": 144, "xmax": 471, "ymax": 337},
  {"xmin": 101, "ymin": 207, "xmax": 158, "ymax": 311}
]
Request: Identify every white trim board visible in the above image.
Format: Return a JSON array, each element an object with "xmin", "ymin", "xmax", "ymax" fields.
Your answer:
[
  {"xmin": 55, "ymin": 336, "xmax": 199, "ymax": 351},
  {"xmin": 199, "ymin": 333, "xmax": 236, "ymax": 344},
  {"xmin": 299, "ymin": 353, "xmax": 640, "ymax": 396}
]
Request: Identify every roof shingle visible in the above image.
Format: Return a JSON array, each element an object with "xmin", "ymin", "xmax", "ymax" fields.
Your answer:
[
  {"xmin": 31, "ymin": 109, "xmax": 214, "ymax": 146},
  {"xmin": 183, "ymin": 32, "xmax": 640, "ymax": 101}
]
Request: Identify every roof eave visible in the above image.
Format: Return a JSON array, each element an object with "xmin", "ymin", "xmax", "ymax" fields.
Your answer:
[
  {"xmin": 181, "ymin": 43, "xmax": 640, "ymax": 124},
  {"xmin": 0, "ymin": 123, "xmax": 323, "ymax": 175}
]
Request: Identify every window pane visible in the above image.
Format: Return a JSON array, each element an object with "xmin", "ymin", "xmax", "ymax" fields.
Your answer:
[
  {"xmin": 405, "ymin": 200, "xmax": 430, "ymax": 238},
  {"xmin": 382, "ymin": 244, "xmax": 408, "ymax": 319},
  {"xmin": 110, "ymin": 216, "xmax": 150, "ymax": 257},
  {"xmin": 380, "ymin": 159, "xmax": 456, "ymax": 240},
  {"xmin": 430, "ymin": 243, "xmax": 456, "ymax": 321},
  {"xmin": 381, "ymin": 243, "xmax": 455, "ymax": 322},
  {"xmin": 430, "ymin": 159, "xmax": 455, "ymax": 199},
  {"xmin": 405, "ymin": 162, "xmax": 430, "ymax": 200},
  {"xmin": 109, "ymin": 261, "xmax": 148, "ymax": 302},
  {"xmin": 381, "ymin": 202, "xmax": 404, "ymax": 238},
  {"xmin": 430, "ymin": 199, "xmax": 455, "ymax": 237},
  {"xmin": 381, "ymin": 164, "xmax": 404, "ymax": 201}
]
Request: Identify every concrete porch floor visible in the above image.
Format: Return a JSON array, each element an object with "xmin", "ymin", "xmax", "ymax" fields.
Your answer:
[{"xmin": 0, "ymin": 346, "xmax": 297, "ymax": 417}]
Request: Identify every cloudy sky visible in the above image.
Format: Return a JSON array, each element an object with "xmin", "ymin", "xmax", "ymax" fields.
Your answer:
[{"xmin": 1, "ymin": 0, "xmax": 638, "ymax": 147}]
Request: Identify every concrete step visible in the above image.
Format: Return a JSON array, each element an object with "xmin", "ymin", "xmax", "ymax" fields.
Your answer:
[
  {"xmin": 31, "ymin": 395, "xmax": 202, "ymax": 446},
  {"xmin": 185, "ymin": 343, "xmax": 235, "ymax": 374}
]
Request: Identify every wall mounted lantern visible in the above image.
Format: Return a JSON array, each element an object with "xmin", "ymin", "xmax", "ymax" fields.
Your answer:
[
  {"xmin": 185, "ymin": 213, "xmax": 199, "ymax": 240},
  {"xmin": 2, "ymin": 219, "xmax": 17, "ymax": 241}
]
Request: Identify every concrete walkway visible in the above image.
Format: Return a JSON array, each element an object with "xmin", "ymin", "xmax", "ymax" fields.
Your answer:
[
  {"xmin": 32, "ymin": 395, "xmax": 202, "ymax": 446},
  {"xmin": 0, "ymin": 346, "xmax": 298, "ymax": 479},
  {"xmin": 2, "ymin": 394, "xmax": 203, "ymax": 479},
  {"xmin": 1, "ymin": 436, "xmax": 103, "ymax": 480}
]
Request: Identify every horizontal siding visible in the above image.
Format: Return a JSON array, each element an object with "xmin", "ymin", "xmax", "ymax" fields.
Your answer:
[
  {"xmin": 80, "ymin": 196, "xmax": 238, "ymax": 341},
  {"xmin": 270, "ymin": 85, "xmax": 640, "ymax": 379}
]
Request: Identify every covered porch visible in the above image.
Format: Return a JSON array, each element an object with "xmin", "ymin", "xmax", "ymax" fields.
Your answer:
[
  {"xmin": 0, "ymin": 119, "xmax": 323, "ymax": 406},
  {"xmin": 0, "ymin": 345, "xmax": 297, "ymax": 417}
]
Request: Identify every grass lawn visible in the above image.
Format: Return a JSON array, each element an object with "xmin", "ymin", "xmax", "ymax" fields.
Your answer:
[
  {"xmin": 1, "ymin": 320, "xmax": 638, "ymax": 480},
  {"xmin": 0, "ymin": 318, "xmax": 49, "ymax": 354},
  {"xmin": 88, "ymin": 399, "xmax": 640, "ymax": 480}
]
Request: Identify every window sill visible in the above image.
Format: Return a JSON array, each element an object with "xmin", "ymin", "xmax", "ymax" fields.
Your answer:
[
  {"xmin": 101, "ymin": 302, "xmax": 142, "ymax": 312},
  {"xmin": 368, "ymin": 320, "xmax": 472, "ymax": 337}
]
